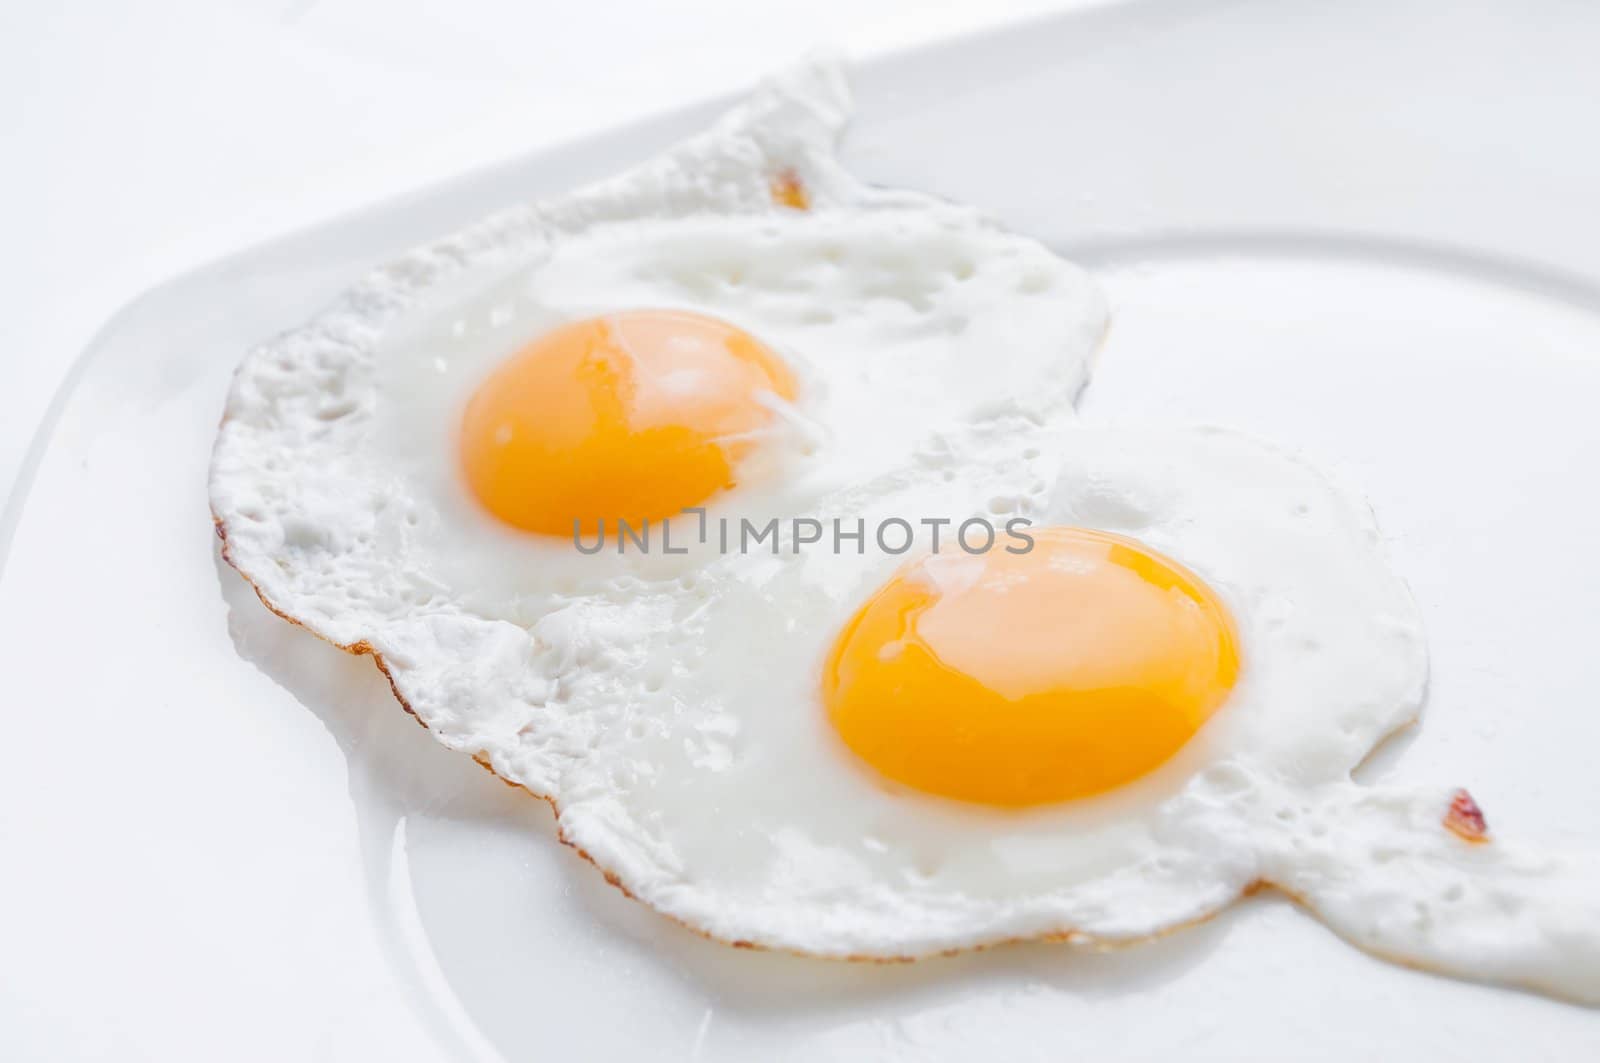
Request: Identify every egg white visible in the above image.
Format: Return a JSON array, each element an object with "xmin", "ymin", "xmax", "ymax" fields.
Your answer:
[{"xmin": 209, "ymin": 60, "xmax": 1600, "ymax": 1004}]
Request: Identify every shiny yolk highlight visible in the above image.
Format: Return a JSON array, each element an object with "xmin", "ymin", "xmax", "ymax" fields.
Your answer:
[
  {"xmin": 460, "ymin": 310, "xmax": 797, "ymax": 535},
  {"xmin": 823, "ymin": 527, "xmax": 1240, "ymax": 808}
]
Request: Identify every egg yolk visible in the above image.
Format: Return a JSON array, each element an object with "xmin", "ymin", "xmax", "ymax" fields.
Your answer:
[
  {"xmin": 823, "ymin": 527, "xmax": 1240, "ymax": 808},
  {"xmin": 461, "ymin": 310, "xmax": 798, "ymax": 535}
]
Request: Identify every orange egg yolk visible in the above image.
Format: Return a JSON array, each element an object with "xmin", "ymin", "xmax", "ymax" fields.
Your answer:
[
  {"xmin": 823, "ymin": 527, "xmax": 1241, "ymax": 808},
  {"xmin": 460, "ymin": 310, "xmax": 798, "ymax": 535}
]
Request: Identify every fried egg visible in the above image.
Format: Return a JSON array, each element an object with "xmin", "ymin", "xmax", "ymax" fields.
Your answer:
[
  {"xmin": 211, "ymin": 60, "xmax": 1105, "ymax": 633},
  {"xmin": 517, "ymin": 423, "xmax": 1431, "ymax": 956},
  {"xmin": 211, "ymin": 59, "xmax": 1600, "ymax": 1006}
]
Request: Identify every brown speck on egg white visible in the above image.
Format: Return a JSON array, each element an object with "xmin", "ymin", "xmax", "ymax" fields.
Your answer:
[{"xmin": 1443, "ymin": 787, "xmax": 1490, "ymax": 843}]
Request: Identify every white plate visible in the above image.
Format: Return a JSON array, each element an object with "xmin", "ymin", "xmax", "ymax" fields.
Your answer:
[{"xmin": 5, "ymin": 2, "xmax": 1600, "ymax": 1059}]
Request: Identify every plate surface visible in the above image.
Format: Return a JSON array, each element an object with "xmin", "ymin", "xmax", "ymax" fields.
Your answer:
[{"xmin": 5, "ymin": 1, "xmax": 1600, "ymax": 1059}]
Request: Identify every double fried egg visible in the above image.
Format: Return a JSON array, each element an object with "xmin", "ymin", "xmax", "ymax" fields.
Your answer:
[{"xmin": 211, "ymin": 60, "xmax": 1600, "ymax": 1004}]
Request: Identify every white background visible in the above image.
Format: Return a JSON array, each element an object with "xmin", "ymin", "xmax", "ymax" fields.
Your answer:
[{"xmin": 0, "ymin": 0, "xmax": 1070, "ymax": 504}]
